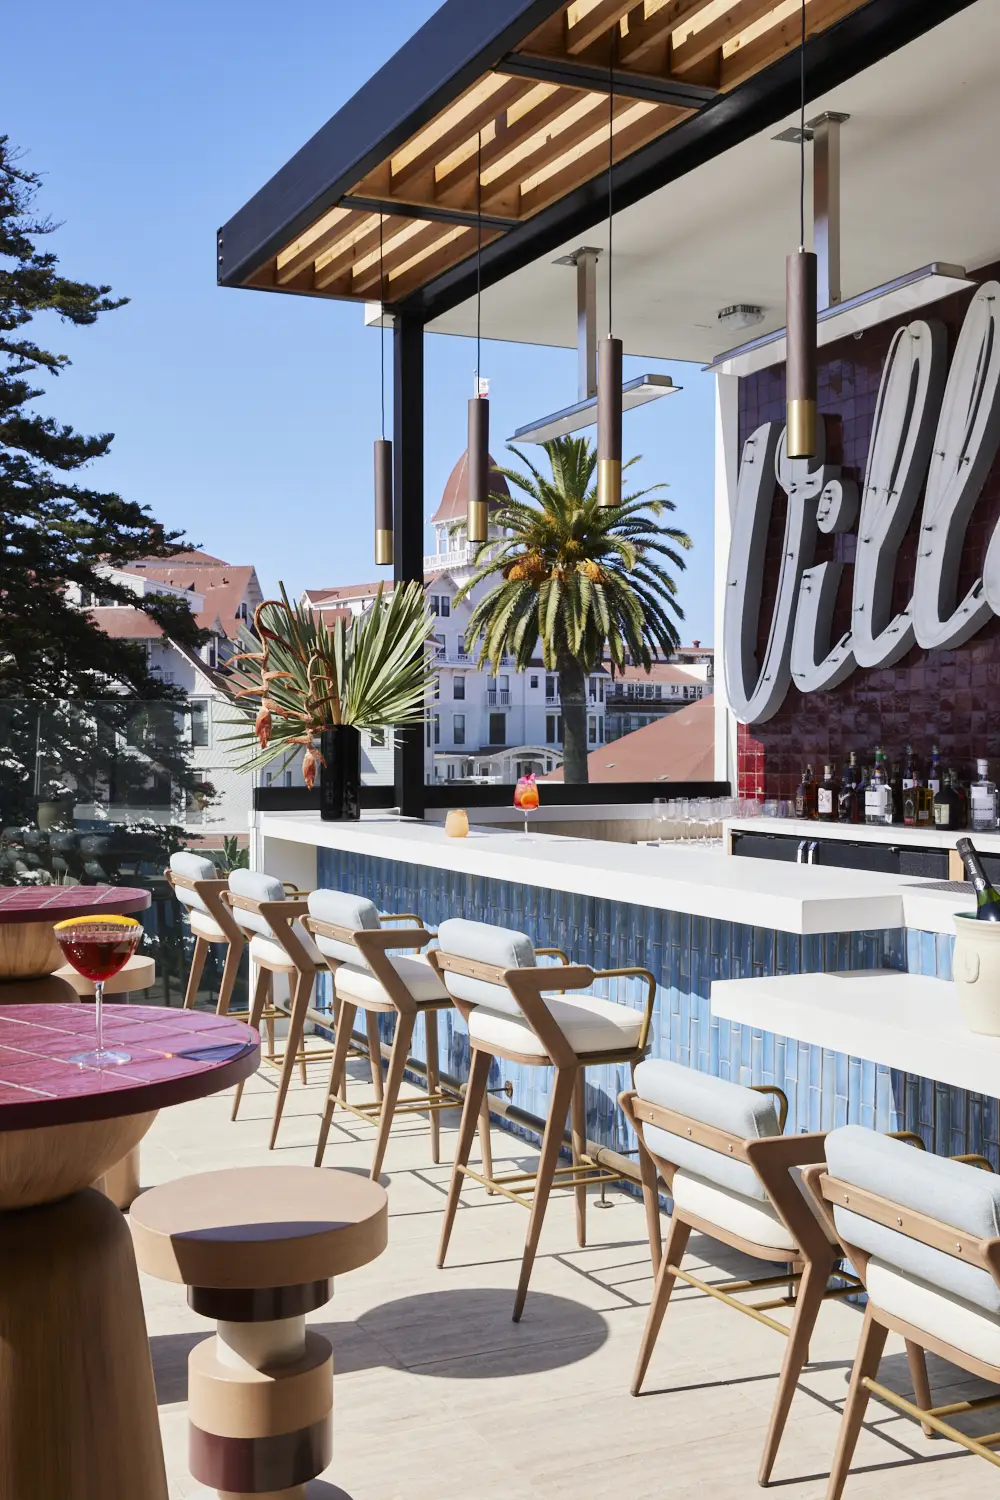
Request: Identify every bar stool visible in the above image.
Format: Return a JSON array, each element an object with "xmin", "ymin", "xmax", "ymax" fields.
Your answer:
[
  {"xmin": 430, "ymin": 917, "xmax": 657, "ymax": 1321},
  {"xmin": 226, "ymin": 868, "xmax": 332, "ymax": 1147},
  {"xmin": 130, "ymin": 1165, "xmax": 387, "ymax": 1499},
  {"xmin": 304, "ymin": 888, "xmax": 494, "ymax": 1181},
  {"xmin": 166, "ymin": 850, "xmax": 245, "ymax": 1013},
  {"xmin": 805, "ymin": 1127, "xmax": 1000, "ymax": 1498},
  {"xmin": 620, "ymin": 1059, "xmax": 863, "ymax": 1486}
]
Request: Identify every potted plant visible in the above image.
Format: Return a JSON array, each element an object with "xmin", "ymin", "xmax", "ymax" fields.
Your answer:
[{"xmin": 226, "ymin": 582, "xmax": 435, "ymax": 820}]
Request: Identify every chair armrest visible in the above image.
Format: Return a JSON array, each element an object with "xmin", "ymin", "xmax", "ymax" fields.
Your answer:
[
  {"xmin": 888, "ymin": 1130, "xmax": 926, "ymax": 1150},
  {"xmin": 281, "ymin": 883, "xmax": 312, "ymax": 897},
  {"xmin": 354, "ymin": 928, "xmax": 433, "ymax": 954},
  {"xmin": 953, "ymin": 1154, "xmax": 995, "ymax": 1172},
  {"xmin": 536, "ymin": 947, "xmax": 570, "ymax": 964},
  {"xmin": 380, "ymin": 911, "xmax": 427, "ymax": 926},
  {"xmin": 591, "ymin": 967, "xmax": 657, "ymax": 1052},
  {"xmin": 750, "ymin": 1084, "xmax": 789, "ymax": 1133}
]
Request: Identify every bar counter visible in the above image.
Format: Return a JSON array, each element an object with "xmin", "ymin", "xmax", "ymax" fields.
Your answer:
[{"xmin": 254, "ymin": 811, "xmax": 995, "ymax": 1168}]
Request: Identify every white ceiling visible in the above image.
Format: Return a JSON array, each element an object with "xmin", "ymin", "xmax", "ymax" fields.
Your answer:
[{"xmin": 426, "ymin": 0, "xmax": 1000, "ymax": 364}]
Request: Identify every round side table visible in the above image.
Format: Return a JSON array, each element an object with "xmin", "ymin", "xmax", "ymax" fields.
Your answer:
[
  {"xmin": 131, "ymin": 1165, "xmax": 388, "ymax": 1499},
  {"xmin": 0, "ymin": 884, "xmax": 151, "ymax": 988}
]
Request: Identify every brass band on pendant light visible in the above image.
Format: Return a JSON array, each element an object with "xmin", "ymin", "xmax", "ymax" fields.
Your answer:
[
  {"xmin": 467, "ymin": 132, "xmax": 489, "ymax": 546},
  {"xmin": 373, "ymin": 215, "xmax": 393, "ymax": 564},
  {"xmin": 597, "ymin": 32, "xmax": 622, "ymax": 508},
  {"xmin": 785, "ymin": 0, "xmax": 818, "ymax": 460}
]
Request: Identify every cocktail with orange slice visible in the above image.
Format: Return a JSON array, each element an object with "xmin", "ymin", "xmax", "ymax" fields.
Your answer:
[
  {"xmin": 513, "ymin": 773, "xmax": 540, "ymax": 839},
  {"xmin": 53, "ymin": 914, "xmax": 143, "ymax": 1066}
]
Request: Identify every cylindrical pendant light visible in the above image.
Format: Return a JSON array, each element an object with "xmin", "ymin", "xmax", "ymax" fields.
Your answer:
[
  {"xmin": 785, "ymin": 0, "xmax": 818, "ymax": 460},
  {"xmin": 597, "ymin": 33, "xmax": 623, "ymax": 508},
  {"xmin": 466, "ymin": 131, "xmax": 489, "ymax": 545},
  {"xmin": 373, "ymin": 216, "xmax": 393, "ymax": 564}
]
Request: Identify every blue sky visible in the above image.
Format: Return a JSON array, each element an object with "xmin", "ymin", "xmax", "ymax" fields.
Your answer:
[{"xmin": 5, "ymin": 0, "xmax": 716, "ymax": 643}]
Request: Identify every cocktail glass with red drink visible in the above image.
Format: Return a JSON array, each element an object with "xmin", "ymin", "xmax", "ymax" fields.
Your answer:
[
  {"xmin": 53, "ymin": 914, "xmax": 143, "ymax": 1067},
  {"xmin": 513, "ymin": 773, "xmax": 540, "ymax": 840}
]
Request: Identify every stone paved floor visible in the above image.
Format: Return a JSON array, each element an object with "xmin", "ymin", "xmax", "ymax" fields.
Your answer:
[{"xmin": 139, "ymin": 1053, "xmax": 1000, "ymax": 1499}]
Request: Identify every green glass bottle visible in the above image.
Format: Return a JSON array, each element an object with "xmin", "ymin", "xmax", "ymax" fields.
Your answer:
[{"xmin": 956, "ymin": 838, "xmax": 1000, "ymax": 922}]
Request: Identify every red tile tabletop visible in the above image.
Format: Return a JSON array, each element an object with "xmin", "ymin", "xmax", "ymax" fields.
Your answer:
[
  {"xmin": 0, "ymin": 885, "xmax": 151, "ymax": 925},
  {"xmin": 0, "ymin": 1005, "xmax": 259, "ymax": 1130}
]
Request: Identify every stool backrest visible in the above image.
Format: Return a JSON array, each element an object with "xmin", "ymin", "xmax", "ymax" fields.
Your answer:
[
  {"xmin": 436, "ymin": 918, "xmax": 536, "ymax": 1019},
  {"xmin": 169, "ymin": 851, "xmax": 219, "ymax": 915},
  {"xmin": 307, "ymin": 889, "xmax": 381, "ymax": 966},
  {"xmin": 227, "ymin": 868, "xmax": 287, "ymax": 938},
  {"xmin": 824, "ymin": 1125, "xmax": 1000, "ymax": 1313},
  {"xmin": 633, "ymin": 1057, "xmax": 781, "ymax": 1201}
]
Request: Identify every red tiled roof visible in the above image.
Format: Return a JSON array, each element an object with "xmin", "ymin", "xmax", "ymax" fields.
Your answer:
[
  {"xmin": 611, "ymin": 663, "xmax": 705, "ymax": 685},
  {"xmin": 305, "ymin": 581, "xmax": 384, "ymax": 604},
  {"xmin": 431, "ymin": 448, "xmax": 510, "ymax": 524},
  {"xmin": 117, "ymin": 561, "xmax": 258, "ymax": 640},
  {"xmin": 88, "ymin": 606, "xmax": 163, "ymax": 640},
  {"xmin": 130, "ymin": 550, "xmax": 230, "ymax": 567},
  {"xmin": 545, "ymin": 695, "xmax": 715, "ymax": 783}
]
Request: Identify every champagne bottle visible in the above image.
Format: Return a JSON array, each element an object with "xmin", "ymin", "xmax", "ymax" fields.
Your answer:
[
  {"xmin": 817, "ymin": 763, "xmax": 839, "ymax": 822},
  {"xmin": 956, "ymin": 837, "xmax": 1000, "ymax": 922},
  {"xmin": 865, "ymin": 748, "xmax": 892, "ymax": 826}
]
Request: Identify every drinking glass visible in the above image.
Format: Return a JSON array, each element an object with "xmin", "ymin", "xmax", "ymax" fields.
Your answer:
[
  {"xmin": 53, "ymin": 914, "xmax": 143, "ymax": 1067},
  {"xmin": 514, "ymin": 774, "xmax": 539, "ymax": 840},
  {"xmin": 652, "ymin": 797, "xmax": 668, "ymax": 844}
]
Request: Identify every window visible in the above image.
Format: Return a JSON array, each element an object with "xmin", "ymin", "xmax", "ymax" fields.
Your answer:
[
  {"xmin": 439, "ymin": 596, "xmax": 450, "ymax": 619},
  {"xmin": 588, "ymin": 718, "xmax": 597, "ymax": 745},
  {"xmin": 655, "ymin": 685, "xmax": 662, "ymax": 699},
  {"xmin": 205, "ymin": 638, "xmax": 218, "ymax": 669},
  {"xmin": 546, "ymin": 714, "xmax": 563, "ymax": 744},
  {"xmin": 529, "ymin": 675, "xmax": 539, "ymax": 689},
  {"xmin": 453, "ymin": 713, "xmax": 466, "ymax": 746},
  {"xmin": 498, "ymin": 674, "xmax": 509, "ymax": 691},
  {"xmin": 488, "ymin": 713, "xmax": 505, "ymax": 745},
  {"xmin": 237, "ymin": 601, "xmax": 249, "ymax": 622},
  {"xmin": 189, "ymin": 699, "xmax": 209, "ymax": 747},
  {"xmin": 545, "ymin": 675, "xmax": 557, "ymax": 701},
  {"xmin": 284, "ymin": 770, "xmax": 293, "ymax": 787},
  {"xmin": 453, "ymin": 675, "xmax": 465, "ymax": 700},
  {"xmin": 432, "ymin": 676, "xmax": 440, "ymax": 701},
  {"xmin": 429, "ymin": 596, "xmax": 440, "ymax": 616},
  {"xmin": 369, "ymin": 728, "xmax": 385, "ymax": 747},
  {"xmin": 434, "ymin": 714, "xmax": 440, "ymax": 746}
]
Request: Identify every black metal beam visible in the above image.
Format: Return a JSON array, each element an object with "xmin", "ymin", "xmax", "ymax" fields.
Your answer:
[
  {"xmin": 405, "ymin": 0, "xmax": 981, "ymax": 322},
  {"xmin": 340, "ymin": 195, "xmax": 519, "ymax": 234},
  {"xmin": 217, "ymin": 0, "xmax": 566, "ymax": 291},
  {"xmin": 495, "ymin": 52, "xmax": 718, "ymax": 109},
  {"xmin": 393, "ymin": 313, "xmax": 426, "ymax": 820}
]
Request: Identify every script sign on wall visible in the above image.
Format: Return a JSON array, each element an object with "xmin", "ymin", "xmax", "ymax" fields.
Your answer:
[{"xmin": 724, "ymin": 281, "xmax": 1000, "ymax": 724}]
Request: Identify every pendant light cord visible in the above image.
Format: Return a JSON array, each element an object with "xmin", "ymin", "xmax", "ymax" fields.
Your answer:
[
  {"xmin": 607, "ymin": 31, "xmax": 615, "ymax": 337},
  {"xmin": 476, "ymin": 130, "xmax": 482, "ymax": 389},
  {"xmin": 799, "ymin": 0, "xmax": 806, "ymax": 252},
  {"xmin": 379, "ymin": 215, "xmax": 386, "ymax": 439}
]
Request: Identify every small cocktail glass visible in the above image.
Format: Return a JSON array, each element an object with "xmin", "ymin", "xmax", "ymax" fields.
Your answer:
[
  {"xmin": 514, "ymin": 774, "xmax": 540, "ymax": 840},
  {"xmin": 53, "ymin": 914, "xmax": 143, "ymax": 1067}
]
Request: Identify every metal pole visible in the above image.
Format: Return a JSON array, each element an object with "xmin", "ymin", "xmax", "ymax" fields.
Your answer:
[
  {"xmin": 812, "ymin": 111, "xmax": 848, "ymax": 312},
  {"xmin": 393, "ymin": 313, "xmax": 426, "ymax": 820}
]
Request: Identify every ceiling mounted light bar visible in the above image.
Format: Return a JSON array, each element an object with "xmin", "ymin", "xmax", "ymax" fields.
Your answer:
[
  {"xmin": 509, "ymin": 244, "xmax": 680, "ymax": 445},
  {"xmin": 708, "ymin": 264, "xmax": 976, "ymax": 378}
]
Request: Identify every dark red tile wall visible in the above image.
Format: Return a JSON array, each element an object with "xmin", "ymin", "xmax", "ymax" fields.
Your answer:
[{"xmin": 736, "ymin": 265, "xmax": 1000, "ymax": 801}]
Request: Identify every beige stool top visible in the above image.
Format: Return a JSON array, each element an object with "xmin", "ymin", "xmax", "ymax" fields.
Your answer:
[
  {"xmin": 130, "ymin": 1166, "xmax": 388, "ymax": 1289},
  {"xmin": 55, "ymin": 952, "xmax": 156, "ymax": 996}
]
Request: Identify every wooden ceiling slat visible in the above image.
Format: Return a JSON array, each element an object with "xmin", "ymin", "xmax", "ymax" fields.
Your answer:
[
  {"xmin": 313, "ymin": 213, "xmax": 411, "ymax": 290},
  {"xmin": 434, "ymin": 85, "xmax": 582, "ymax": 210},
  {"xmin": 564, "ymin": 0, "xmax": 636, "ymax": 55},
  {"xmin": 670, "ymin": 0, "xmax": 785, "ymax": 75},
  {"xmin": 351, "ymin": 221, "xmax": 453, "ymax": 296},
  {"xmin": 517, "ymin": 100, "xmax": 685, "ymax": 217},
  {"xmin": 390, "ymin": 76, "xmax": 535, "ymax": 195},
  {"xmin": 720, "ymin": 0, "xmax": 862, "ymax": 90},
  {"xmin": 275, "ymin": 205, "xmax": 354, "ymax": 284},
  {"xmin": 618, "ymin": 0, "xmax": 714, "ymax": 68},
  {"xmin": 482, "ymin": 93, "xmax": 634, "ymax": 212},
  {"xmin": 387, "ymin": 226, "xmax": 504, "ymax": 303}
]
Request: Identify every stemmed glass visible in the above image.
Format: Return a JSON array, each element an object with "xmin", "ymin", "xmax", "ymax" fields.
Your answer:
[
  {"xmin": 514, "ymin": 773, "xmax": 539, "ymax": 840},
  {"xmin": 53, "ymin": 914, "xmax": 143, "ymax": 1067},
  {"xmin": 652, "ymin": 797, "xmax": 668, "ymax": 845}
]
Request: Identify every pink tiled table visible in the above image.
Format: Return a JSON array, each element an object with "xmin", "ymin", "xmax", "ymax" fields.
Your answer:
[
  {"xmin": 0, "ymin": 1005, "xmax": 259, "ymax": 1499},
  {"xmin": 0, "ymin": 883, "xmax": 151, "ymax": 983}
]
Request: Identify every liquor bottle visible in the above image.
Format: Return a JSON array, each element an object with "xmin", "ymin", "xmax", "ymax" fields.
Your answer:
[
  {"xmin": 901, "ymin": 745, "xmax": 917, "ymax": 792},
  {"xmin": 915, "ymin": 772, "xmax": 934, "ymax": 826},
  {"xmin": 865, "ymin": 748, "xmax": 893, "ymax": 826},
  {"xmin": 889, "ymin": 758, "xmax": 904, "ymax": 824},
  {"xmin": 794, "ymin": 764, "xmax": 817, "ymax": 821},
  {"xmin": 933, "ymin": 770, "xmax": 964, "ymax": 830},
  {"xmin": 952, "ymin": 768, "xmax": 969, "ymax": 829},
  {"xmin": 817, "ymin": 763, "xmax": 840, "ymax": 822},
  {"xmin": 970, "ymin": 759, "xmax": 998, "ymax": 833},
  {"xmin": 838, "ymin": 752, "xmax": 859, "ymax": 823},
  {"xmin": 927, "ymin": 745, "xmax": 942, "ymax": 798},
  {"xmin": 956, "ymin": 837, "xmax": 1000, "ymax": 921},
  {"xmin": 903, "ymin": 774, "xmax": 919, "ymax": 828}
]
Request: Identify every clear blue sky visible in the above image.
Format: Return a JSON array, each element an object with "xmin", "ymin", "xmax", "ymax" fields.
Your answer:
[{"xmin": 5, "ymin": 0, "xmax": 716, "ymax": 643}]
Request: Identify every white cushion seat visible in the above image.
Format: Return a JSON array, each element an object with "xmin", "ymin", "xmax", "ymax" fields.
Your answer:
[
  {"xmin": 334, "ymin": 954, "xmax": 449, "ymax": 1010},
  {"xmin": 249, "ymin": 929, "xmax": 324, "ymax": 973},
  {"xmin": 189, "ymin": 910, "xmax": 227, "ymax": 944},
  {"xmin": 671, "ymin": 1170, "xmax": 798, "ymax": 1253},
  {"xmin": 867, "ymin": 1259, "xmax": 1000, "ymax": 1368},
  {"xmin": 468, "ymin": 992, "xmax": 642, "ymax": 1058}
]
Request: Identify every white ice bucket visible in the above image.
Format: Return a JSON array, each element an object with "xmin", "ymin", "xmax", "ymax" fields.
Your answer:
[{"xmin": 953, "ymin": 913, "xmax": 1000, "ymax": 1035}]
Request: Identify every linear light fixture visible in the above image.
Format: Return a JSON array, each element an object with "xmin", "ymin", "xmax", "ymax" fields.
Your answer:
[
  {"xmin": 708, "ymin": 264, "xmax": 976, "ymax": 378},
  {"xmin": 511, "ymin": 373, "xmax": 679, "ymax": 445}
]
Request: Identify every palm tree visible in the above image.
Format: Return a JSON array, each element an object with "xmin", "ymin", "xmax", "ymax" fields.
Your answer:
[{"xmin": 453, "ymin": 435, "xmax": 691, "ymax": 783}]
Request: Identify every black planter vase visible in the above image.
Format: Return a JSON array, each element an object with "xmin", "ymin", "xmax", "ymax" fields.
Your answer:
[{"xmin": 319, "ymin": 725, "xmax": 361, "ymax": 821}]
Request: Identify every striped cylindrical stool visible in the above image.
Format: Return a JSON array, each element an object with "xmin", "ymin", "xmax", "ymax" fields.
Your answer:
[{"xmin": 130, "ymin": 1165, "xmax": 387, "ymax": 1498}]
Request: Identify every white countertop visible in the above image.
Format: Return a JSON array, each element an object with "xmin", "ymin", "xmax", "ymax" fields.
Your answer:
[
  {"xmin": 711, "ymin": 969, "xmax": 1000, "ymax": 1097},
  {"xmin": 257, "ymin": 811, "xmax": 976, "ymax": 936},
  {"xmin": 726, "ymin": 816, "xmax": 1000, "ymax": 852}
]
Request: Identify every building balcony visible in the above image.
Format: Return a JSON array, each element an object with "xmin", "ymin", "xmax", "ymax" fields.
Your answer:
[
  {"xmin": 424, "ymin": 546, "xmax": 475, "ymax": 572},
  {"xmin": 486, "ymin": 689, "xmax": 510, "ymax": 706}
]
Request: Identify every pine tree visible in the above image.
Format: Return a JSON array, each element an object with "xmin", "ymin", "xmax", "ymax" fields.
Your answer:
[{"xmin": 0, "ymin": 136, "xmax": 208, "ymax": 829}]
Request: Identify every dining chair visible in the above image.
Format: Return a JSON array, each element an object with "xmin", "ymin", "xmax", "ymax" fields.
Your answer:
[
  {"xmin": 619, "ymin": 1058, "xmax": 876, "ymax": 1486},
  {"xmin": 429, "ymin": 917, "xmax": 658, "ymax": 1322},
  {"xmin": 304, "ymin": 889, "xmax": 493, "ymax": 1182},
  {"xmin": 225, "ymin": 868, "xmax": 332, "ymax": 1148},
  {"xmin": 804, "ymin": 1126, "xmax": 1000, "ymax": 1498},
  {"xmin": 166, "ymin": 851, "xmax": 245, "ymax": 1014}
]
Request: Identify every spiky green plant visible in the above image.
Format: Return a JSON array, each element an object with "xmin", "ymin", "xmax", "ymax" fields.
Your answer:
[
  {"xmin": 225, "ymin": 582, "xmax": 435, "ymax": 786},
  {"xmin": 453, "ymin": 435, "xmax": 691, "ymax": 783}
]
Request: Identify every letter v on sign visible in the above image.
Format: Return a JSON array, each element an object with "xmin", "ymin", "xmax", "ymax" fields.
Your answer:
[{"xmin": 912, "ymin": 282, "xmax": 1000, "ymax": 650}]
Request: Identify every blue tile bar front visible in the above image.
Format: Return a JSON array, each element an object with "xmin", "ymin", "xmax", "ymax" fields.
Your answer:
[{"xmin": 314, "ymin": 845, "xmax": 997, "ymax": 1168}]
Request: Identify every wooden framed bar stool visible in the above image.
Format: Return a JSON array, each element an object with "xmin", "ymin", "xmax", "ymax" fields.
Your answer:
[
  {"xmin": 804, "ymin": 1127, "xmax": 1000, "ymax": 1498},
  {"xmin": 621, "ymin": 1058, "xmax": 868, "ymax": 1486},
  {"xmin": 225, "ymin": 869, "xmax": 331, "ymax": 1148},
  {"xmin": 305, "ymin": 888, "xmax": 493, "ymax": 1182},
  {"xmin": 166, "ymin": 851, "xmax": 245, "ymax": 1014},
  {"xmin": 430, "ymin": 917, "xmax": 658, "ymax": 1321}
]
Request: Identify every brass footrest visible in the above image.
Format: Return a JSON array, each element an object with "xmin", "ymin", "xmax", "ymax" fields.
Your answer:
[
  {"xmin": 330, "ymin": 1085, "xmax": 463, "ymax": 1129},
  {"xmin": 668, "ymin": 1264, "xmax": 862, "ymax": 1336},
  {"xmin": 457, "ymin": 1155, "xmax": 624, "ymax": 1209}
]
